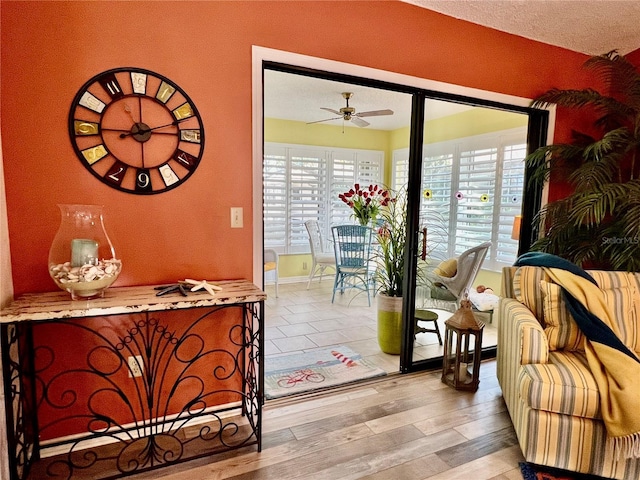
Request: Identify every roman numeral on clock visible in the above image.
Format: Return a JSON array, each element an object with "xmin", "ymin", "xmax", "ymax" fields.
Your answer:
[
  {"xmin": 174, "ymin": 150, "xmax": 197, "ymax": 169},
  {"xmin": 105, "ymin": 161, "xmax": 128, "ymax": 186},
  {"xmin": 99, "ymin": 73, "xmax": 124, "ymax": 100}
]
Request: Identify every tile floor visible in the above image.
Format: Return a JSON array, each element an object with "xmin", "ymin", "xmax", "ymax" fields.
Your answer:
[{"xmin": 263, "ymin": 278, "xmax": 497, "ymax": 375}]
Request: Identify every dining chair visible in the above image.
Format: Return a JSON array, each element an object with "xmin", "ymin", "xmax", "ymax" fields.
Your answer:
[
  {"xmin": 331, "ymin": 225, "xmax": 374, "ymax": 306},
  {"xmin": 304, "ymin": 220, "xmax": 336, "ymax": 289}
]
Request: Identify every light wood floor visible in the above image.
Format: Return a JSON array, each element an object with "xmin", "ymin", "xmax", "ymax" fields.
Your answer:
[{"xmin": 129, "ymin": 359, "xmax": 526, "ymax": 480}]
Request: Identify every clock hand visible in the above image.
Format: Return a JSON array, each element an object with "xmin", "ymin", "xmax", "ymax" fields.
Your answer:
[
  {"xmin": 118, "ymin": 118, "xmax": 189, "ymax": 138},
  {"xmin": 123, "ymin": 103, "xmax": 137, "ymax": 124},
  {"xmin": 100, "ymin": 127, "xmax": 134, "ymax": 133}
]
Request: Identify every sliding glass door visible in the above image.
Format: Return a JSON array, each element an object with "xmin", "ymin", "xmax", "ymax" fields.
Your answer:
[
  {"xmin": 261, "ymin": 62, "xmax": 548, "ymax": 375},
  {"xmin": 398, "ymin": 98, "xmax": 535, "ymax": 371}
]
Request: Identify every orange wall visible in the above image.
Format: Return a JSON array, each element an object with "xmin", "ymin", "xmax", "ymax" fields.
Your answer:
[
  {"xmin": 627, "ymin": 48, "xmax": 640, "ymax": 65},
  {"xmin": 1, "ymin": 1, "xmax": 594, "ymax": 296}
]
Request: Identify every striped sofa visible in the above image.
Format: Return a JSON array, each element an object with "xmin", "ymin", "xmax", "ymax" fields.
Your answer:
[{"xmin": 497, "ymin": 266, "xmax": 640, "ymax": 479}]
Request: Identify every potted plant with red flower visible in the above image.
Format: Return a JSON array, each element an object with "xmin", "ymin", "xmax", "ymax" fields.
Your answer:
[{"xmin": 338, "ymin": 183, "xmax": 391, "ymax": 226}]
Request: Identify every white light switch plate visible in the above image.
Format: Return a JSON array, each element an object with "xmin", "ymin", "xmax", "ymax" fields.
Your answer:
[{"xmin": 231, "ymin": 207, "xmax": 243, "ymax": 228}]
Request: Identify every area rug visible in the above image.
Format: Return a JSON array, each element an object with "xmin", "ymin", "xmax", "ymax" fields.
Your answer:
[
  {"xmin": 519, "ymin": 462, "xmax": 612, "ymax": 480},
  {"xmin": 264, "ymin": 346, "xmax": 386, "ymax": 399}
]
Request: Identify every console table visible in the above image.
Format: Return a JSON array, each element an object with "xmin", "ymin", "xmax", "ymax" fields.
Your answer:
[{"xmin": 0, "ymin": 280, "xmax": 266, "ymax": 480}]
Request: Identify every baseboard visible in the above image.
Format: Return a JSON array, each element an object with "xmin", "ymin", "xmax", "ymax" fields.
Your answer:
[
  {"xmin": 265, "ymin": 275, "xmax": 317, "ymax": 286},
  {"xmin": 39, "ymin": 401, "xmax": 242, "ymax": 457}
]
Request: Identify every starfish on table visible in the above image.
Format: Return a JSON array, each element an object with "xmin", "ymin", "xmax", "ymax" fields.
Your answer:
[{"xmin": 182, "ymin": 279, "xmax": 222, "ymax": 296}]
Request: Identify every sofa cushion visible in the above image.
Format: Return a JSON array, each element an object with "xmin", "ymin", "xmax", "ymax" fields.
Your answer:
[
  {"xmin": 541, "ymin": 280, "xmax": 635, "ymax": 352},
  {"xmin": 434, "ymin": 258, "xmax": 457, "ymax": 277},
  {"xmin": 588, "ymin": 270, "xmax": 633, "ymax": 290},
  {"xmin": 540, "ymin": 280, "xmax": 585, "ymax": 351},
  {"xmin": 519, "ymin": 351, "xmax": 601, "ymax": 420},
  {"xmin": 513, "ymin": 266, "xmax": 549, "ymax": 323},
  {"xmin": 588, "ymin": 270, "xmax": 640, "ymax": 352}
]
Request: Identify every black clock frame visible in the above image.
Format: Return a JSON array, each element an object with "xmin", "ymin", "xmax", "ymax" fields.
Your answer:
[{"xmin": 68, "ymin": 67, "xmax": 205, "ymax": 195}]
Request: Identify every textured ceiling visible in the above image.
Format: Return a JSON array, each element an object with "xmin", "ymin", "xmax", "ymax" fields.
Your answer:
[
  {"xmin": 405, "ymin": 0, "xmax": 640, "ymax": 55},
  {"xmin": 264, "ymin": 1, "xmax": 640, "ymax": 131}
]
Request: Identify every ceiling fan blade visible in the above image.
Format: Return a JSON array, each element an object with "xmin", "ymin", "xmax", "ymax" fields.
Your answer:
[
  {"xmin": 320, "ymin": 107, "xmax": 341, "ymax": 115},
  {"xmin": 356, "ymin": 109, "xmax": 394, "ymax": 118},
  {"xmin": 351, "ymin": 117, "xmax": 370, "ymax": 128},
  {"xmin": 306, "ymin": 117, "xmax": 341, "ymax": 125}
]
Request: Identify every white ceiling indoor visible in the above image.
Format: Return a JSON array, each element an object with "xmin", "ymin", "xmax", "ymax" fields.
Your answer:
[
  {"xmin": 264, "ymin": 1, "xmax": 640, "ymax": 131},
  {"xmin": 405, "ymin": 0, "xmax": 640, "ymax": 56}
]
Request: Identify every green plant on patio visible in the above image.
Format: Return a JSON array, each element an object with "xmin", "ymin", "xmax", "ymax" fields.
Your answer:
[{"xmin": 372, "ymin": 188, "xmax": 408, "ymax": 354}]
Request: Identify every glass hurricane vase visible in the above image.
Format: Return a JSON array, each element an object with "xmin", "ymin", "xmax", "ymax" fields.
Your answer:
[{"xmin": 48, "ymin": 204, "xmax": 121, "ymax": 300}]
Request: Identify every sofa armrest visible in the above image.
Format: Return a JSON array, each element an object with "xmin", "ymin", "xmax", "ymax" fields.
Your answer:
[{"xmin": 497, "ymin": 297, "xmax": 549, "ymax": 415}]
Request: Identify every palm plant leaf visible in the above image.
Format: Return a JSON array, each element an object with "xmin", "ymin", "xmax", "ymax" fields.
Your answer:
[
  {"xmin": 569, "ymin": 157, "xmax": 617, "ymax": 191},
  {"xmin": 525, "ymin": 51, "xmax": 640, "ymax": 271},
  {"xmin": 582, "ymin": 127, "xmax": 631, "ymax": 163},
  {"xmin": 567, "ymin": 183, "xmax": 629, "ymax": 226},
  {"xmin": 533, "ymin": 88, "xmax": 636, "ymax": 126},
  {"xmin": 532, "ymin": 88, "xmax": 605, "ymax": 110},
  {"xmin": 620, "ymin": 181, "xmax": 640, "ymax": 237},
  {"xmin": 584, "ymin": 50, "xmax": 640, "ymax": 110},
  {"xmin": 526, "ymin": 143, "xmax": 584, "ymax": 188}
]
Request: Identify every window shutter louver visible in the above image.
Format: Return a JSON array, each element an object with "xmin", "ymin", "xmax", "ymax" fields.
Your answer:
[
  {"xmin": 264, "ymin": 143, "xmax": 383, "ymax": 254},
  {"xmin": 392, "ymin": 127, "xmax": 527, "ymax": 271}
]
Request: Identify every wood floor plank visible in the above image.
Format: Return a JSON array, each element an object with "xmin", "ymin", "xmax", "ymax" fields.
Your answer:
[
  {"xmin": 453, "ymin": 411, "xmax": 515, "ymax": 440},
  {"xmin": 434, "ymin": 426, "xmax": 519, "ymax": 468},
  {"xmin": 226, "ymin": 425, "xmax": 427, "ymax": 480},
  {"xmin": 264, "ymin": 388, "xmax": 379, "ymax": 422},
  {"xmin": 413, "ymin": 397, "xmax": 508, "ymax": 436},
  {"xmin": 425, "ymin": 444, "xmax": 524, "ymax": 480},
  {"xmin": 306, "ymin": 428, "xmax": 468, "ymax": 480},
  {"xmin": 489, "ymin": 466, "xmax": 527, "ymax": 480},
  {"xmin": 365, "ymin": 388, "xmax": 502, "ymax": 435},
  {"xmin": 351, "ymin": 453, "xmax": 450, "ymax": 480},
  {"xmin": 124, "ymin": 360, "xmax": 528, "ymax": 480}
]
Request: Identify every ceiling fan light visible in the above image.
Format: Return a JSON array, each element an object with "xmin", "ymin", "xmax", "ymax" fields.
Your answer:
[{"xmin": 311, "ymin": 92, "xmax": 392, "ymax": 128}]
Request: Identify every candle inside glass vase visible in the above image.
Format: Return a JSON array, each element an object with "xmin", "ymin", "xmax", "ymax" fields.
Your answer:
[
  {"xmin": 48, "ymin": 205, "xmax": 121, "ymax": 300},
  {"xmin": 71, "ymin": 238, "xmax": 99, "ymax": 267}
]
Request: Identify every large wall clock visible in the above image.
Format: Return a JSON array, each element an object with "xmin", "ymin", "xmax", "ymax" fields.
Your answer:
[{"xmin": 68, "ymin": 67, "xmax": 205, "ymax": 194}]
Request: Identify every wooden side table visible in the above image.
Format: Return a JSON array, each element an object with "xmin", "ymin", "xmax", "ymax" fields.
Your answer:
[{"xmin": 0, "ymin": 280, "xmax": 266, "ymax": 480}]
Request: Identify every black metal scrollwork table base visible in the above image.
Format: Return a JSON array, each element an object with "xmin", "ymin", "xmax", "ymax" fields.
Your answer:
[{"xmin": 0, "ymin": 280, "xmax": 265, "ymax": 480}]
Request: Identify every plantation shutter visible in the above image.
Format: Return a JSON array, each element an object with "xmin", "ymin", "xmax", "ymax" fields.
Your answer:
[
  {"xmin": 391, "ymin": 127, "xmax": 526, "ymax": 271},
  {"xmin": 288, "ymin": 147, "xmax": 328, "ymax": 253},
  {"xmin": 495, "ymin": 139, "xmax": 527, "ymax": 267},
  {"xmin": 329, "ymin": 152, "xmax": 357, "ymax": 229},
  {"xmin": 421, "ymin": 147, "xmax": 454, "ymax": 261},
  {"xmin": 263, "ymin": 145, "xmax": 287, "ymax": 252},
  {"xmin": 392, "ymin": 150, "xmax": 409, "ymax": 192},
  {"xmin": 329, "ymin": 149, "xmax": 383, "ymax": 235},
  {"xmin": 264, "ymin": 143, "xmax": 383, "ymax": 254},
  {"xmin": 455, "ymin": 145, "xmax": 497, "ymax": 256}
]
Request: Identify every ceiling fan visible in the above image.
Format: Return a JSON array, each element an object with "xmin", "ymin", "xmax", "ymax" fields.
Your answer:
[{"xmin": 308, "ymin": 92, "xmax": 394, "ymax": 128}]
